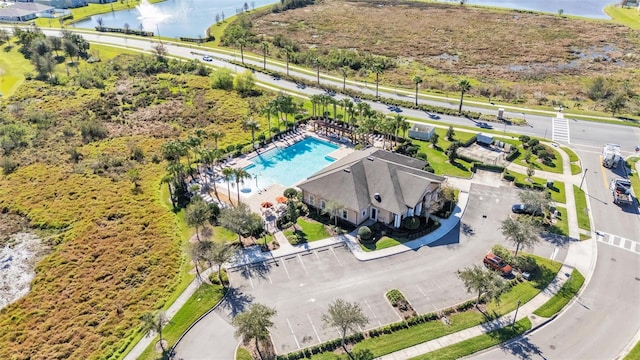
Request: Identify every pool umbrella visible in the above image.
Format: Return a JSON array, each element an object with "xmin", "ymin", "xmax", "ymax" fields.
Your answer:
[
  {"xmin": 276, "ymin": 196, "xmax": 288, "ymax": 203},
  {"xmin": 261, "ymin": 201, "xmax": 274, "ymax": 208}
]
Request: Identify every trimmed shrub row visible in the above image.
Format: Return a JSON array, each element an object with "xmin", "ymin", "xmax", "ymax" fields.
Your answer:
[{"xmin": 275, "ymin": 333, "xmax": 365, "ymax": 360}]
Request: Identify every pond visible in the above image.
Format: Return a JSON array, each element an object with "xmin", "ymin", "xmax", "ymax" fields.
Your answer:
[
  {"xmin": 72, "ymin": 0, "xmax": 278, "ymax": 38},
  {"xmin": 71, "ymin": 0, "xmax": 618, "ymax": 39}
]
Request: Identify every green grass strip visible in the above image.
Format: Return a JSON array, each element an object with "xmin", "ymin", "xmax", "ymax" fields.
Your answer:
[
  {"xmin": 624, "ymin": 340, "xmax": 640, "ymax": 360},
  {"xmin": 534, "ymin": 269, "xmax": 585, "ymax": 318},
  {"xmin": 236, "ymin": 347, "xmax": 252, "ymax": 360},
  {"xmin": 409, "ymin": 318, "xmax": 532, "ymax": 360},
  {"xmin": 137, "ymin": 284, "xmax": 225, "ymax": 360},
  {"xmin": 573, "ymin": 185, "xmax": 591, "ymax": 231},
  {"xmin": 626, "ymin": 158, "xmax": 640, "ymax": 201},
  {"xmin": 560, "ymin": 146, "xmax": 580, "ymax": 163}
]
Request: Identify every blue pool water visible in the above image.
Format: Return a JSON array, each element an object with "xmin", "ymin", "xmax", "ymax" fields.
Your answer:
[{"xmin": 241, "ymin": 137, "xmax": 338, "ymax": 193}]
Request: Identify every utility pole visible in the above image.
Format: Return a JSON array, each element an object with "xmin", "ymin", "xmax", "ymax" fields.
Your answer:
[
  {"xmin": 512, "ymin": 300, "xmax": 521, "ymax": 329},
  {"xmin": 580, "ymin": 168, "xmax": 588, "ymax": 190}
]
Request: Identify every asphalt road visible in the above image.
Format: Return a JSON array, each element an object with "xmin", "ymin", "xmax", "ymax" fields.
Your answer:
[
  {"xmin": 174, "ymin": 182, "xmax": 568, "ymax": 358},
  {"xmin": 472, "ymin": 242, "xmax": 640, "ymax": 360}
]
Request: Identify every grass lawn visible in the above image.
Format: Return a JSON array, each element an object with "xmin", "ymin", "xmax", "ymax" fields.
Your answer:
[
  {"xmin": 503, "ymin": 170, "xmax": 565, "ymax": 204},
  {"xmin": 236, "ymin": 347, "xmax": 252, "ymax": 360},
  {"xmin": 513, "ymin": 145, "xmax": 563, "ymax": 174},
  {"xmin": 573, "ymin": 185, "xmax": 591, "ymax": 232},
  {"xmin": 534, "ymin": 269, "xmax": 585, "ymax": 318},
  {"xmin": 283, "ymin": 217, "xmax": 331, "ymax": 243},
  {"xmin": 570, "ymin": 163, "xmax": 582, "ymax": 175},
  {"xmin": 410, "ymin": 318, "xmax": 532, "ymax": 360},
  {"xmin": 306, "ymin": 255, "xmax": 560, "ymax": 359},
  {"xmin": 547, "ymin": 206, "xmax": 569, "ymax": 236},
  {"xmin": 561, "ymin": 146, "xmax": 579, "ymax": 162},
  {"xmin": 625, "ymin": 340, "xmax": 640, "ymax": 360},
  {"xmin": 606, "ymin": 5, "xmax": 640, "ymax": 30},
  {"xmin": 137, "ymin": 284, "xmax": 225, "ymax": 360},
  {"xmin": 414, "ymin": 128, "xmax": 476, "ymax": 178},
  {"xmin": 0, "ymin": 43, "xmax": 33, "ymax": 97},
  {"xmin": 360, "ymin": 236, "xmax": 402, "ymax": 252}
]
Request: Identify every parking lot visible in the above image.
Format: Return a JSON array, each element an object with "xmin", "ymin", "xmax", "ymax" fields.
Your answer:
[{"xmin": 219, "ymin": 183, "xmax": 570, "ymax": 355}]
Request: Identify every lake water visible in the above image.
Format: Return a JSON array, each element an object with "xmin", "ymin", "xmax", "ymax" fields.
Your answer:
[
  {"xmin": 72, "ymin": 0, "xmax": 619, "ymax": 39},
  {"xmin": 73, "ymin": 0, "xmax": 277, "ymax": 38}
]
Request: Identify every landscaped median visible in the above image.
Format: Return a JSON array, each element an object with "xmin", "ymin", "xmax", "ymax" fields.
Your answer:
[
  {"xmin": 573, "ymin": 185, "xmax": 592, "ymax": 232},
  {"xmin": 534, "ymin": 269, "xmax": 585, "ymax": 318},
  {"xmin": 277, "ymin": 255, "xmax": 561, "ymax": 360}
]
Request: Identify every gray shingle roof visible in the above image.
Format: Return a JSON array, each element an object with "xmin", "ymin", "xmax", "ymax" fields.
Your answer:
[{"xmin": 298, "ymin": 149, "xmax": 445, "ymax": 214}]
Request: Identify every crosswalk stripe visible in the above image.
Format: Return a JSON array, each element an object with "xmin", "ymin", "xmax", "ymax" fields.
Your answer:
[
  {"xmin": 552, "ymin": 117, "xmax": 571, "ymax": 144},
  {"xmin": 596, "ymin": 231, "xmax": 640, "ymax": 255}
]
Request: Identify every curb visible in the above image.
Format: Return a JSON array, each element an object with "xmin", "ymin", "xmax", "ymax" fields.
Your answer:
[{"xmin": 172, "ymin": 288, "xmax": 230, "ymax": 351}]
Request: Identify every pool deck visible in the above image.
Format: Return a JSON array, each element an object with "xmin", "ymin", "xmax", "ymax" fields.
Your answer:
[{"xmin": 195, "ymin": 128, "xmax": 355, "ymax": 215}]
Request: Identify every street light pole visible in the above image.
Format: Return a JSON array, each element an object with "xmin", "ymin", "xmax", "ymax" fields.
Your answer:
[
  {"xmin": 580, "ymin": 168, "xmax": 588, "ymax": 190},
  {"xmin": 512, "ymin": 300, "xmax": 521, "ymax": 329}
]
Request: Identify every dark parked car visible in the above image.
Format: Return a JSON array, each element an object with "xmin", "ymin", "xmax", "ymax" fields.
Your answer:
[
  {"xmin": 511, "ymin": 203, "xmax": 542, "ymax": 216},
  {"xmin": 476, "ymin": 122, "xmax": 493, "ymax": 129},
  {"xmin": 483, "ymin": 253, "xmax": 513, "ymax": 276}
]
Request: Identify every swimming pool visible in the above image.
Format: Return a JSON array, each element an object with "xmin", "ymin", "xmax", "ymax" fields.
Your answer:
[{"xmin": 240, "ymin": 137, "xmax": 339, "ymax": 193}]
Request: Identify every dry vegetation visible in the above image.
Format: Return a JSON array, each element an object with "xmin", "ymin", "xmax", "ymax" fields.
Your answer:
[
  {"xmin": 0, "ymin": 53, "xmax": 266, "ymax": 359},
  {"xmin": 250, "ymin": 0, "xmax": 640, "ymax": 108}
]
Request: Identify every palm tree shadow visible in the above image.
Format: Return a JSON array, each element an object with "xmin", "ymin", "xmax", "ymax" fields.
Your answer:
[{"xmin": 219, "ymin": 286, "xmax": 254, "ymax": 317}]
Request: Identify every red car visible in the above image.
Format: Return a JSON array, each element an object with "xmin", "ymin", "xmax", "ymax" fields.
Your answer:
[{"xmin": 483, "ymin": 253, "xmax": 513, "ymax": 276}]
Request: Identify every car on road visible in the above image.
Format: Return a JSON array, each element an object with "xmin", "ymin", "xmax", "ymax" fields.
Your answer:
[
  {"xmin": 476, "ymin": 122, "xmax": 493, "ymax": 129},
  {"xmin": 483, "ymin": 253, "xmax": 513, "ymax": 276},
  {"xmin": 511, "ymin": 203, "xmax": 542, "ymax": 216},
  {"xmin": 202, "ymin": 55, "xmax": 213, "ymax": 62}
]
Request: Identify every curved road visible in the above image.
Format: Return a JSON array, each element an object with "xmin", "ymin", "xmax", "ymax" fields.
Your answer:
[{"xmin": 6, "ymin": 27, "xmax": 639, "ymax": 359}]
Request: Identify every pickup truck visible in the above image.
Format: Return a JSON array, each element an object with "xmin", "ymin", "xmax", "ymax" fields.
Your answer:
[{"xmin": 610, "ymin": 179, "xmax": 633, "ymax": 206}]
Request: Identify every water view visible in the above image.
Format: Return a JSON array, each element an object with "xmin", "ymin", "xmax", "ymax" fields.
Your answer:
[
  {"xmin": 73, "ymin": 0, "xmax": 277, "ymax": 38},
  {"xmin": 72, "ymin": 0, "xmax": 618, "ymax": 39}
]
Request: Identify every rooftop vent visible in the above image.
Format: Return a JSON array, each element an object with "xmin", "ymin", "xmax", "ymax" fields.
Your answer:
[
  {"xmin": 367, "ymin": 156, "xmax": 375, "ymax": 161},
  {"xmin": 374, "ymin": 193, "xmax": 381, "ymax": 202},
  {"xmin": 343, "ymin": 168, "xmax": 351, "ymax": 173}
]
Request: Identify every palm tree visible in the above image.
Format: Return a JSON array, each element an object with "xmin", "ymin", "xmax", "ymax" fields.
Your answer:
[
  {"xmin": 236, "ymin": 37, "xmax": 247, "ymax": 64},
  {"xmin": 500, "ymin": 217, "xmax": 540, "ymax": 257},
  {"xmin": 371, "ymin": 62, "xmax": 384, "ymax": 98},
  {"xmin": 232, "ymin": 168, "xmax": 251, "ymax": 205},
  {"xmin": 232, "ymin": 304, "xmax": 277, "ymax": 360},
  {"xmin": 323, "ymin": 200, "xmax": 345, "ymax": 226},
  {"xmin": 412, "ymin": 75, "xmax": 423, "ymax": 106},
  {"xmin": 392, "ymin": 113, "xmax": 406, "ymax": 147},
  {"xmin": 261, "ymin": 41, "xmax": 269, "ymax": 70},
  {"xmin": 284, "ymin": 45, "xmax": 293, "ymax": 76},
  {"xmin": 261, "ymin": 102, "xmax": 276, "ymax": 140},
  {"xmin": 242, "ymin": 116, "xmax": 260, "ymax": 148},
  {"xmin": 185, "ymin": 196, "xmax": 211, "ymax": 242},
  {"xmin": 189, "ymin": 240, "xmax": 212, "ymax": 281},
  {"xmin": 209, "ymin": 130, "xmax": 225, "ymax": 154},
  {"xmin": 221, "ymin": 167, "xmax": 235, "ymax": 205},
  {"xmin": 309, "ymin": 94, "xmax": 322, "ymax": 118},
  {"xmin": 457, "ymin": 79, "xmax": 471, "ymax": 114},
  {"xmin": 340, "ymin": 66, "xmax": 350, "ymax": 91}
]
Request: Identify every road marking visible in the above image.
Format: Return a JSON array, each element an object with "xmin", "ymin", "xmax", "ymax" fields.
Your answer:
[
  {"xmin": 244, "ymin": 265, "xmax": 254, "ymax": 289},
  {"xmin": 307, "ymin": 314, "xmax": 322, "ymax": 343},
  {"xmin": 286, "ymin": 318, "xmax": 301, "ymax": 349},
  {"xmin": 431, "ymin": 279, "xmax": 442, "ymax": 290},
  {"xmin": 298, "ymin": 254, "xmax": 308, "ymax": 275},
  {"xmin": 416, "ymin": 284, "xmax": 429, "ymax": 301},
  {"xmin": 596, "ymin": 231, "xmax": 640, "ymax": 255},
  {"xmin": 280, "ymin": 258, "xmax": 291, "ymax": 280},
  {"xmin": 363, "ymin": 298, "xmax": 382, "ymax": 326},
  {"xmin": 314, "ymin": 250, "xmax": 321, "ymax": 259},
  {"xmin": 552, "ymin": 117, "xmax": 571, "ymax": 143},
  {"xmin": 599, "ymin": 156, "xmax": 610, "ymax": 190},
  {"xmin": 329, "ymin": 247, "xmax": 343, "ymax": 266},
  {"xmin": 550, "ymin": 247, "xmax": 559, "ymax": 261}
]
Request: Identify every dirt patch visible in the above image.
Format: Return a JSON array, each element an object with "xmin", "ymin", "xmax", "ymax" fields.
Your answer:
[
  {"xmin": 240, "ymin": 338, "xmax": 277, "ymax": 360},
  {"xmin": 249, "ymin": 0, "xmax": 639, "ymax": 105},
  {"xmin": 0, "ymin": 232, "xmax": 49, "ymax": 309}
]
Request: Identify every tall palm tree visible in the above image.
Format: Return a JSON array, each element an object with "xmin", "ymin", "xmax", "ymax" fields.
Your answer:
[
  {"xmin": 392, "ymin": 113, "xmax": 406, "ymax": 147},
  {"xmin": 371, "ymin": 62, "xmax": 384, "ymax": 98},
  {"xmin": 141, "ymin": 311, "xmax": 169, "ymax": 354},
  {"xmin": 242, "ymin": 116, "xmax": 260, "ymax": 148},
  {"xmin": 261, "ymin": 41, "xmax": 269, "ymax": 70},
  {"xmin": 340, "ymin": 66, "xmax": 350, "ymax": 91},
  {"xmin": 261, "ymin": 101, "xmax": 276, "ymax": 140},
  {"xmin": 236, "ymin": 37, "xmax": 247, "ymax": 64},
  {"xmin": 284, "ymin": 45, "xmax": 293, "ymax": 76},
  {"xmin": 209, "ymin": 130, "xmax": 225, "ymax": 155},
  {"xmin": 221, "ymin": 167, "xmax": 235, "ymax": 205},
  {"xmin": 412, "ymin": 75, "xmax": 423, "ymax": 106},
  {"xmin": 232, "ymin": 168, "xmax": 252, "ymax": 205},
  {"xmin": 458, "ymin": 79, "xmax": 471, "ymax": 114},
  {"xmin": 309, "ymin": 94, "xmax": 322, "ymax": 118}
]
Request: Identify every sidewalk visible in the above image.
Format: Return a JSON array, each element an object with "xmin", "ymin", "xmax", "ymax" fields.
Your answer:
[{"xmin": 378, "ymin": 236, "xmax": 596, "ymax": 360}]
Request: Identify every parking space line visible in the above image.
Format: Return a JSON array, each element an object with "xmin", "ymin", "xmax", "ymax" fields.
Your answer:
[
  {"xmin": 314, "ymin": 250, "xmax": 321, "ymax": 259},
  {"xmin": 416, "ymin": 284, "xmax": 429, "ymax": 301},
  {"xmin": 431, "ymin": 279, "xmax": 442, "ymax": 290},
  {"xmin": 363, "ymin": 298, "xmax": 382, "ymax": 326},
  {"xmin": 298, "ymin": 254, "xmax": 308, "ymax": 275},
  {"xmin": 244, "ymin": 265, "xmax": 254, "ymax": 289},
  {"xmin": 306, "ymin": 314, "xmax": 322, "ymax": 343},
  {"xmin": 550, "ymin": 247, "xmax": 559, "ymax": 261},
  {"xmin": 329, "ymin": 247, "xmax": 343, "ymax": 266},
  {"xmin": 286, "ymin": 318, "xmax": 301, "ymax": 349},
  {"xmin": 280, "ymin": 258, "xmax": 291, "ymax": 280}
]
